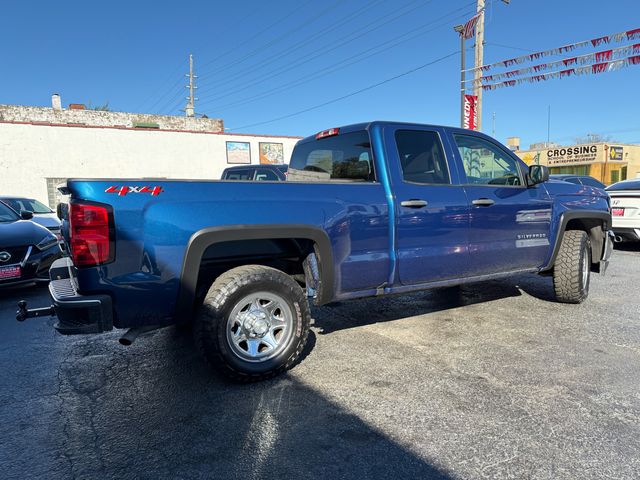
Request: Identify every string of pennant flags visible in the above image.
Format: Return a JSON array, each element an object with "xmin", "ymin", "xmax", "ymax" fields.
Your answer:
[
  {"xmin": 463, "ymin": 27, "xmax": 640, "ymax": 72},
  {"xmin": 464, "ymin": 43, "xmax": 640, "ymax": 84},
  {"xmin": 481, "ymin": 55, "xmax": 640, "ymax": 91}
]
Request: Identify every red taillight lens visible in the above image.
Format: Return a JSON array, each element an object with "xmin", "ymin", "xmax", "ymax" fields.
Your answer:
[{"xmin": 69, "ymin": 202, "xmax": 113, "ymax": 266}]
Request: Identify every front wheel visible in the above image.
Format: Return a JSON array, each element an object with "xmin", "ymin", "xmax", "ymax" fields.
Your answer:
[
  {"xmin": 553, "ymin": 230, "xmax": 591, "ymax": 304},
  {"xmin": 194, "ymin": 265, "xmax": 310, "ymax": 382}
]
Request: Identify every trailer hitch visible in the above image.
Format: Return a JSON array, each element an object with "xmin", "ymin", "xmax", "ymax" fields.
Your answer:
[{"xmin": 16, "ymin": 300, "xmax": 56, "ymax": 322}]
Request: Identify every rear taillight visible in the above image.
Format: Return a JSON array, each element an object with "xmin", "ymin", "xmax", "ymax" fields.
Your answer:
[
  {"xmin": 315, "ymin": 127, "xmax": 340, "ymax": 140},
  {"xmin": 69, "ymin": 202, "xmax": 114, "ymax": 267}
]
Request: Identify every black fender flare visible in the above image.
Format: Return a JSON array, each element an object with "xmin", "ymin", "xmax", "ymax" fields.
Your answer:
[
  {"xmin": 176, "ymin": 224, "xmax": 335, "ymax": 318},
  {"xmin": 540, "ymin": 210, "xmax": 611, "ymax": 272}
]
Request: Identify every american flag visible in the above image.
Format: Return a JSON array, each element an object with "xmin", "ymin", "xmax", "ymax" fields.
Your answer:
[{"xmin": 463, "ymin": 13, "xmax": 480, "ymax": 39}]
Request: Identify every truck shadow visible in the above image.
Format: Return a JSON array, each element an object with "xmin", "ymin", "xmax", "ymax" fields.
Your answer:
[
  {"xmin": 613, "ymin": 242, "xmax": 640, "ymax": 252},
  {"xmin": 313, "ymin": 273, "xmax": 555, "ymax": 335},
  {"xmin": 21, "ymin": 328, "xmax": 454, "ymax": 480}
]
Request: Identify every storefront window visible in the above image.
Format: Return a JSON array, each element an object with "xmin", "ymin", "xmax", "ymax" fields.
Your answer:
[
  {"xmin": 611, "ymin": 170, "xmax": 620, "ymax": 184},
  {"xmin": 549, "ymin": 166, "xmax": 590, "ymax": 176}
]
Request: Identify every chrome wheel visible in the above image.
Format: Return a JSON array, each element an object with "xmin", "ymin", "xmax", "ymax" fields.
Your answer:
[{"xmin": 226, "ymin": 292, "xmax": 293, "ymax": 363}]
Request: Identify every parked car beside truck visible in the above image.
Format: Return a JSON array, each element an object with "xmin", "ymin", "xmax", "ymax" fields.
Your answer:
[
  {"xmin": 606, "ymin": 179, "xmax": 640, "ymax": 242},
  {"xmin": 0, "ymin": 196, "xmax": 63, "ymax": 239},
  {"xmin": 221, "ymin": 164, "xmax": 288, "ymax": 181},
  {"xmin": 0, "ymin": 202, "xmax": 62, "ymax": 288},
  {"xmin": 18, "ymin": 121, "xmax": 613, "ymax": 381}
]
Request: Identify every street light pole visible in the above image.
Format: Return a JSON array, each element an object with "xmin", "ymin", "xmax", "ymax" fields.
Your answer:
[
  {"xmin": 454, "ymin": 25, "xmax": 465, "ymax": 128},
  {"xmin": 473, "ymin": 0, "xmax": 485, "ymax": 132}
]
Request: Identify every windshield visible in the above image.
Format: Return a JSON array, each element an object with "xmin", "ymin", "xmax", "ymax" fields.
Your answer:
[
  {"xmin": 0, "ymin": 202, "xmax": 19, "ymax": 222},
  {"xmin": 2, "ymin": 198, "xmax": 52, "ymax": 214}
]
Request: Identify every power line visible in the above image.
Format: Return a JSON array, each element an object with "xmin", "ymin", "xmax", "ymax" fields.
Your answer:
[
  {"xmin": 197, "ymin": 0, "xmax": 426, "ymax": 92},
  {"xmin": 137, "ymin": 57, "xmax": 187, "ymax": 113},
  {"xmin": 154, "ymin": 83, "xmax": 186, "ymax": 115},
  {"xmin": 198, "ymin": 0, "xmax": 335, "ymax": 78},
  {"xmin": 198, "ymin": 3, "xmax": 475, "ymax": 111},
  {"xmin": 198, "ymin": 0, "xmax": 461, "ymax": 106},
  {"xmin": 485, "ymin": 42, "xmax": 533, "ymax": 53},
  {"xmin": 228, "ymin": 51, "xmax": 458, "ymax": 132}
]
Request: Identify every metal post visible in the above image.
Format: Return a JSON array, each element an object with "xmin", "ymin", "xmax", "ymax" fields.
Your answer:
[
  {"xmin": 185, "ymin": 53, "xmax": 197, "ymax": 117},
  {"xmin": 473, "ymin": 0, "xmax": 485, "ymax": 131},
  {"xmin": 460, "ymin": 33, "xmax": 466, "ymax": 128},
  {"xmin": 454, "ymin": 25, "xmax": 465, "ymax": 128}
]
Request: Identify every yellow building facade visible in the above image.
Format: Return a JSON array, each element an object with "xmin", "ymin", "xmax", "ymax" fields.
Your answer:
[{"xmin": 515, "ymin": 143, "xmax": 640, "ymax": 185}]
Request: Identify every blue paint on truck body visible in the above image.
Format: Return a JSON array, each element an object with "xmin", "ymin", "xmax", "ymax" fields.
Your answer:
[{"xmin": 62, "ymin": 121, "xmax": 611, "ymax": 329}]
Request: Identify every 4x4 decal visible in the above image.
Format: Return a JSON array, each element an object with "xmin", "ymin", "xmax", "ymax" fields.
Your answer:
[{"xmin": 105, "ymin": 186, "xmax": 164, "ymax": 196}]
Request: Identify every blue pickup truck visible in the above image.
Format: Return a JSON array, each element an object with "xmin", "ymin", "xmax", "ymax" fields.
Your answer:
[{"xmin": 19, "ymin": 121, "xmax": 614, "ymax": 381}]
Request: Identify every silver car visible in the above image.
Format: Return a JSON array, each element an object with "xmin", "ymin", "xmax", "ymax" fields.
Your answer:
[{"xmin": 0, "ymin": 196, "xmax": 62, "ymax": 240}]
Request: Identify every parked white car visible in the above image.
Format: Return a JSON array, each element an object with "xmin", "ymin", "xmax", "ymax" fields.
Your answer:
[{"xmin": 606, "ymin": 180, "xmax": 640, "ymax": 242}]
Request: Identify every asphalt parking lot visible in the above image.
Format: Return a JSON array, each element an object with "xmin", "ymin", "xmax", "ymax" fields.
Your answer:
[{"xmin": 1, "ymin": 247, "xmax": 639, "ymax": 480}]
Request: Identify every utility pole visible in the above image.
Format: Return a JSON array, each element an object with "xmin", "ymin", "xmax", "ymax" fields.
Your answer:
[
  {"xmin": 454, "ymin": 25, "xmax": 465, "ymax": 128},
  {"xmin": 492, "ymin": 112, "xmax": 496, "ymax": 137},
  {"xmin": 473, "ymin": 0, "xmax": 485, "ymax": 131},
  {"xmin": 185, "ymin": 53, "xmax": 197, "ymax": 117}
]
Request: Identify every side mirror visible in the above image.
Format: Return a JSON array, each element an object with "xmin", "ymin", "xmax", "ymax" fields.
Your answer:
[
  {"xmin": 528, "ymin": 165, "xmax": 549, "ymax": 186},
  {"xmin": 20, "ymin": 210, "xmax": 33, "ymax": 220}
]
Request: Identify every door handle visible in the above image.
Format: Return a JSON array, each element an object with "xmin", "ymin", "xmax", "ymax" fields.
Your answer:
[
  {"xmin": 400, "ymin": 199, "xmax": 428, "ymax": 208},
  {"xmin": 472, "ymin": 198, "xmax": 495, "ymax": 207}
]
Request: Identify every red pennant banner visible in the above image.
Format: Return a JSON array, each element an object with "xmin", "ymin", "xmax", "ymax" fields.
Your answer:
[
  {"xmin": 595, "ymin": 49, "xmax": 613, "ymax": 62},
  {"xmin": 468, "ymin": 28, "xmax": 639, "ymax": 73},
  {"xmin": 592, "ymin": 62, "xmax": 609, "ymax": 73},
  {"xmin": 591, "ymin": 36, "xmax": 610, "ymax": 47},
  {"xmin": 563, "ymin": 57, "xmax": 577, "ymax": 66},
  {"xmin": 633, "ymin": 43, "xmax": 640, "ymax": 54},
  {"xmin": 627, "ymin": 28, "xmax": 640, "ymax": 40},
  {"xmin": 479, "ymin": 55, "xmax": 640, "ymax": 90}
]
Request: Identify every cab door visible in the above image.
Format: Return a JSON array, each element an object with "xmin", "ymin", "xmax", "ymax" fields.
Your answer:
[
  {"xmin": 385, "ymin": 126, "xmax": 471, "ymax": 285},
  {"xmin": 449, "ymin": 132, "xmax": 552, "ymax": 275}
]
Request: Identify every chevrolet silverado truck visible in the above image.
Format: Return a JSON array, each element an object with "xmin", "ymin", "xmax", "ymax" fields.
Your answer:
[{"xmin": 18, "ymin": 122, "xmax": 614, "ymax": 381}]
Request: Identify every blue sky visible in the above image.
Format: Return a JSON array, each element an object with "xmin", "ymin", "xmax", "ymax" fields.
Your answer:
[{"xmin": 2, "ymin": 0, "xmax": 639, "ymax": 147}]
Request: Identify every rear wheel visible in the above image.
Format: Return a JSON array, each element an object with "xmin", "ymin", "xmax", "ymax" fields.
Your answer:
[
  {"xmin": 194, "ymin": 265, "xmax": 310, "ymax": 382},
  {"xmin": 553, "ymin": 230, "xmax": 591, "ymax": 303}
]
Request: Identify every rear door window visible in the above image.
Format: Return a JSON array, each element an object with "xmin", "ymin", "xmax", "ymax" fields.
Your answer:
[
  {"xmin": 288, "ymin": 131, "xmax": 374, "ymax": 182},
  {"xmin": 395, "ymin": 130, "xmax": 450, "ymax": 185}
]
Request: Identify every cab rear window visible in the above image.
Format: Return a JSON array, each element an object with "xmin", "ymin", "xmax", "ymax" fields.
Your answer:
[{"xmin": 288, "ymin": 131, "xmax": 374, "ymax": 182}]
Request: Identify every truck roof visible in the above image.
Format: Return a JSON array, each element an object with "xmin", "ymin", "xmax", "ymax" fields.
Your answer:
[{"xmin": 297, "ymin": 121, "xmax": 471, "ymax": 145}]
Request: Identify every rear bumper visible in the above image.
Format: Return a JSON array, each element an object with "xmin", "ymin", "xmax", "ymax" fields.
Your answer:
[
  {"xmin": 48, "ymin": 258, "xmax": 113, "ymax": 335},
  {"xmin": 611, "ymin": 227, "xmax": 640, "ymax": 242}
]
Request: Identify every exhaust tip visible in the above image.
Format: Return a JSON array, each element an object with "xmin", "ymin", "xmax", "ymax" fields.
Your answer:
[{"xmin": 119, "ymin": 337, "xmax": 133, "ymax": 346}]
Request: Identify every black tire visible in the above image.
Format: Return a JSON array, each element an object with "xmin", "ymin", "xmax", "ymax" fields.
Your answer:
[
  {"xmin": 553, "ymin": 230, "xmax": 591, "ymax": 304},
  {"xmin": 194, "ymin": 265, "xmax": 310, "ymax": 382}
]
